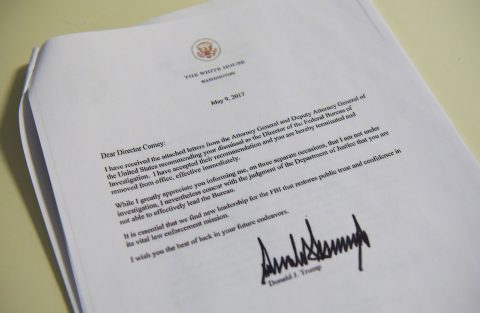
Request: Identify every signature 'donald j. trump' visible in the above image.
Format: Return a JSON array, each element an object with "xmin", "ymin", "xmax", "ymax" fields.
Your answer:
[{"xmin": 258, "ymin": 214, "xmax": 371, "ymax": 285}]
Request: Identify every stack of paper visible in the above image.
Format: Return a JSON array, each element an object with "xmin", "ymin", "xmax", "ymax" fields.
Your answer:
[{"xmin": 19, "ymin": 1, "xmax": 480, "ymax": 312}]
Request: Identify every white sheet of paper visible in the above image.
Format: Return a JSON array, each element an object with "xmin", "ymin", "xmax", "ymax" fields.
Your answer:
[{"xmin": 25, "ymin": 0, "xmax": 480, "ymax": 312}]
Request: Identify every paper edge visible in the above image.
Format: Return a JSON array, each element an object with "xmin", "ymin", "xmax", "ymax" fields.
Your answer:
[{"xmin": 19, "ymin": 48, "xmax": 83, "ymax": 313}]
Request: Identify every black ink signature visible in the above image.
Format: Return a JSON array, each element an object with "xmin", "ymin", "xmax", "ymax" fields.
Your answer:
[{"xmin": 258, "ymin": 214, "xmax": 370, "ymax": 285}]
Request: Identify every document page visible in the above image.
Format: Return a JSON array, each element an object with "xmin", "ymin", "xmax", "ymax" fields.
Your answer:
[{"xmin": 28, "ymin": 0, "xmax": 480, "ymax": 312}]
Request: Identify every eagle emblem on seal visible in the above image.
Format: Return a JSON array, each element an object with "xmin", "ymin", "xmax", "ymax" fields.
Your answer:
[{"xmin": 192, "ymin": 39, "xmax": 221, "ymax": 61}]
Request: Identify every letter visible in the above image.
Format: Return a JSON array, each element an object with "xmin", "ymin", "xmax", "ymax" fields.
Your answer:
[{"xmin": 22, "ymin": 1, "xmax": 480, "ymax": 313}]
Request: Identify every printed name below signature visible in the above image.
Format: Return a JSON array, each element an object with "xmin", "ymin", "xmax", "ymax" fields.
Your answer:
[{"xmin": 258, "ymin": 214, "xmax": 371, "ymax": 285}]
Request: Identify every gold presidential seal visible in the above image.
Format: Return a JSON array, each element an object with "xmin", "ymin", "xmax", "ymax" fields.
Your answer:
[{"xmin": 192, "ymin": 38, "xmax": 220, "ymax": 61}]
